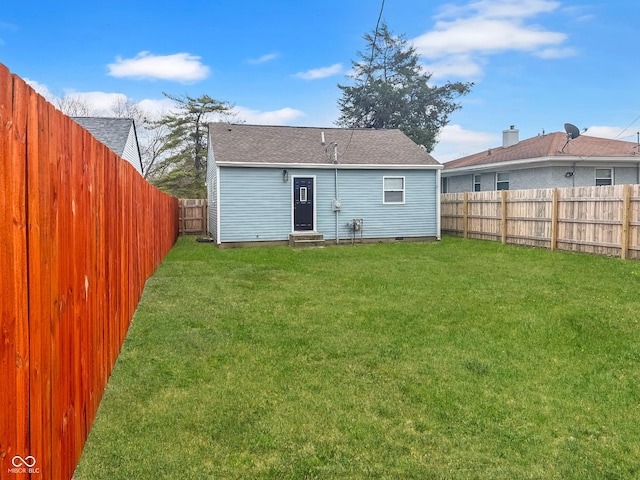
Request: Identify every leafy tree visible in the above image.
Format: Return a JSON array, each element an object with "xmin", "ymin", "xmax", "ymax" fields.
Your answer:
[
  {"xmin": 336, "ymin": 22, "xmax": 473, "ymax": 151},
  {"xmin": 148, "ymin": 93, "xmax": 231, "ymax": 198}
]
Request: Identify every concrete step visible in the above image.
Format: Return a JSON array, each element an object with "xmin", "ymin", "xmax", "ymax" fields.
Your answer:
[{"xmin": 289, "ymin": 232, "xmax": 325, "ymax": 248}]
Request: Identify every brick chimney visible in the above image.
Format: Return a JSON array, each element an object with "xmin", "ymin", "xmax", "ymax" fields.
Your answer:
[{"xmin": 502, "ymin": 125, "xmax": 519, "ymax": 148}]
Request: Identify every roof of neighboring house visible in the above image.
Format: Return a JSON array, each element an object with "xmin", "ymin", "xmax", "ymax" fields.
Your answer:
[
  {"xmin": 444, "ymin": 132, "xmax": 639, "ymax": 171},
  {"xmin": 208, "ymin": 123, "xmax": 440, "ymax": 167},
  {"xmin": 72, "ymin": 117, "xmax": 136, "ymax": 157}
]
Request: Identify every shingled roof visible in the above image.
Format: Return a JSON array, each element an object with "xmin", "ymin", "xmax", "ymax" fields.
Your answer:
[
  {"xmin": 444, "ymin": 132, "xmax": 639, "ymax": 170},
  {"xmin": 209, "ymin": 123, "xmax": 440, "ymax": 167},
  {"xmin": 72, "ymin": 117, "xmax": 135, "ymax": 157}
]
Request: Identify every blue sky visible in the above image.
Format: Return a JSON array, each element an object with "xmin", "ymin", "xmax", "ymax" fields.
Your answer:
[{"xmin": 1, "ymin": 0, "xmax": 638, "ymax": 161}]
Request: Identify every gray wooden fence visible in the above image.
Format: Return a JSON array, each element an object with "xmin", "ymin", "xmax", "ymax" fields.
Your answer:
[{"xmin": 179, "ymin": 199, "xmax": 208, "ymax": 235}]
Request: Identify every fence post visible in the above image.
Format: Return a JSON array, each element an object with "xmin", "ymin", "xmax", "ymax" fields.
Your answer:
[
  {"xmin": 550, "ymin": 188, "xmax": 559, "ymax": 251},
  {"xmin": 178, "ymin": 200, "xmax": 185, "ymax": 234},
  {"xmin": 202, "ymin": 201, "xmax": 208, "ymax": 235},
  {"xmin": 621, "ymin": 184, "xmax": 631, "ymax": 259},
  {"xmin": 463, "ymin": 192, "xmax": 469, "ymax": 238},
  {"xmin": 501, "ymin": 190, "xmax": 508, "ymax": 244}
]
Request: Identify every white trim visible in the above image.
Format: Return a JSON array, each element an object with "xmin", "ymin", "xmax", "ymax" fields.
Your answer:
[
  {"xmin": 383, "ymin": 176, "xmax": 406, "ymax": 204},
  {"xmin": 473, "ymin": 173, "xmax": 481, "ymax": 192},
  {"xmin": 291, "ymin": 175, "xmax": 317, "ymax": 232},
  {"xmin": 595, "ymin": 167, "xmax": 613, "ymax": 186},
  {"xmin": 496, "ymin": 171, "xmax": 510, "ymax": 191},
  {"xmin": 440, "ymin": 176, "xmax": 449, "ymax": 194},
  {"xmin": 216, "ymin": 165, "xmax": 221, "ymax": 245},
  {"xmin": 442, "ymin": 155, "xmax": 640, "ymax": 175},
  {"xmin": 436, "ymin": 168, "xmax": 441, "ymax": 240},
  {"xmin": 217, "ymin": 161, "xmax": 442, "ymax": 170}
]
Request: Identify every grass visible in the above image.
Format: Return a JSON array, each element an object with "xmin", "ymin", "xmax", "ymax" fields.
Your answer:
[{"xmin": 73, "ymin": 236, "xmax": 640, "ymax": 479}]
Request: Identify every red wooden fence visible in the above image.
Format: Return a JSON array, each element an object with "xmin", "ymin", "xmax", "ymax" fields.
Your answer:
[{"xmin": 0, "ymin": 63, "xmax": 179, "ymax": 479}]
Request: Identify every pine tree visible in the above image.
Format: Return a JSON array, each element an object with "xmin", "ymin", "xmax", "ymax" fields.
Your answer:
[
  {"xmin": 149, "ymin": 93, "xmax": 231, "ymax": 198},
  {"xmin": 337, "ymin": 22, "xmax": 472, "ymax": 151}
]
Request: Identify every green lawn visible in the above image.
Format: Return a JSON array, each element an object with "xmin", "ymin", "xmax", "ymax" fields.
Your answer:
[{"xmin": 74, "ymin": 236, "xmax": 640, "ymax": 479}]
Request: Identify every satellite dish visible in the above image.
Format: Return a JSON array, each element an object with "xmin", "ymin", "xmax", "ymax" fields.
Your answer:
[{"xmin": 564, "ymin": 123, "xmax": 581, "ymax": 139}]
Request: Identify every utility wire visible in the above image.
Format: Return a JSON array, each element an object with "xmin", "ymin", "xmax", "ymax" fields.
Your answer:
[
  {"xmin": 338, "ymin": 0, "xmax": 385, "ymax": 158},
  {"xmin": 369, "ymin": 0, "xmax": 386, "ymax": 71},
  {"xmin": 566, "ymin": 111, "xmax": 640, "ymax": 161}
]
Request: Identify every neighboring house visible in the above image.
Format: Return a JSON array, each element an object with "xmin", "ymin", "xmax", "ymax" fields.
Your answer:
[
  {"xmin": 72, "ymin": 117, "xmax": 144, "ymax": 175},
  {"xmin": 206, "ymin": 123, "xmax": 442, "ymax": 247},
  {"xmin": 442, "ymin": 126, "xmax": 640, "ymax": 193}
]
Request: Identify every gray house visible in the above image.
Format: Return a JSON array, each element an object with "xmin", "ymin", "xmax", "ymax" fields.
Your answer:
[
  {"xmin": 442, "ymin": 126, "xmax": 640, "ymax": 193},
  {"xmin": 72, "ymin": 117, "xmax": 144, "ymax": 175},
  {"xmin": 206, "ymin": 123, "xmax": 442, "ymax": 247}
]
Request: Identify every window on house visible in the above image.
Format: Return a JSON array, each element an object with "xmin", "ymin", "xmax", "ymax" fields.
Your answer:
[
  {"xmin": 595, "ymin": 168, "xmax": 612, "ymax": 186},
  {"xmin": 496, "ymin": 172, "xmax": 509, "ymax": 191},
  {"xmin": 473, "ymin": 174, "xmax": 481, "ymax": 192},
  {"xmin": 383, "ymin": 176, "xmax": 405, "ymax": 204},
  {"xmin": 441, "ymin": 177, "xmax": 449, "ymax": 194}
]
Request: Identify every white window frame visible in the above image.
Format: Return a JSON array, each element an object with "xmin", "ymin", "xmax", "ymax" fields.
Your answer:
[
  {"xmin": 441, "ymin": 176, "xmax": 449, "ymax": 194},
  {"xmin": 496, "ymin": 172, "xmax": 509, "ymax": 191},
  {"xmin": 383, "ymin": 176, "xmax": 405, "ymax": 204},
  {"xmin": 595, "ymin": 168, "xmax": 613, "ymax": 186},
  {"xmin": 473, "ymin": 174, "xmax": 481, "ymax": 192}
]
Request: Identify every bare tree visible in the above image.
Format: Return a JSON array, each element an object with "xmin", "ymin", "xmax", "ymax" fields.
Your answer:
[
  {"xmin": 110, "ymin": 96, "xmax": 144, "ymax": 121},
  {"xmin": 56, "ymin": 96, "xmax": 97, "ymax": 117}
]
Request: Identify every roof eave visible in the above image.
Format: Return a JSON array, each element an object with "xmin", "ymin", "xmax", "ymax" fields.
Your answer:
[
  {"xmin": 216, "ymin": 161, "xmax": 442, "ymax": 170},
  {"xmin": 442, "ymin": 155, "xmax": 640, "ymax": 175}
]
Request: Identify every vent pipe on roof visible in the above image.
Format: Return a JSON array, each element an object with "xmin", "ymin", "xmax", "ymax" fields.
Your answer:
[{"xmin": 503, "ymin": 126, "xmax": 519, "ymax": 148}]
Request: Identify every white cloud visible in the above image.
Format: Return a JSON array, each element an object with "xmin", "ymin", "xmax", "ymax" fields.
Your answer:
[
  {"xmin": 534, "ymin": 47, "xmax": 577, "ymax": 59},
  {"xmin": 63, "ymin": 91, "xmax": 129, "ymax": 113},
  {"xmin": 18, "ymin": 76, "xmax": 305, "ymax": 127},
  {"xmin": 248, "ymin": 52, "xmax": 280, "ymax": 64},
  {"xmin": 413, "ymin": 17, "xmax": 566, "ymax": 58},
  {"xmin": 411, "ymin": 0, "xmax": 573, "ymax": 79},
  {"xmin": 136, "ymin": 98, "xmax": 178, "ymax": 119},
  {"xmin": 231, "ymin": 106, "xmax": 306, "ymax": 125},
  {"xmin": 431, "ymin": 124, "xmax": 499, "ymax": 162},
  {"xmin": 24, "ymin": 78, "xmax": 56, "ymax": 102},
  {"xmin": 421, "ymin": 56, "xmax": 484, "ymax": 80},
  {"xmin": 583, "ymin": 126, "xmax": 639, "ymax": 142},
  {"xmin": 107, "ymin": 51, "xmax": 210, "ymax": 82},
  {"xmin": 294, "ymin": 63, "xmax": 343, "ymax": 80},
  {"xmin": 437, "ymin": 0, "xmax": 561, "ymax": 20}
]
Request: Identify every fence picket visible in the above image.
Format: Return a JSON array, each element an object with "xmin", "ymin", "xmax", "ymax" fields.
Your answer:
[
  {"xmin": 178, "ymin": 198, "xmax": 208, "ymax": 235},
  {"xmin": 0, "ymin": 63, "xmax": 179, "ymax": 480},
  {"xmin": 442, "ymin": 184, "xmax": 640, "ymax": 260}
]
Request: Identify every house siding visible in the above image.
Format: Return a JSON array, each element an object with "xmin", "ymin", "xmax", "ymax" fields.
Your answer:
[
  {"xmin": 444, "ymin": 165, "xmax": 640, "ymax": 192},
  {"xmin": 611, "ymin": 166, "xmax": 638, "ymax": 185},
  {"xmin": 218, "ymin": 167, "xmax": 291, "ymax": 242},
  {"xmin": 206, "ymin": 147, "xmax": 218, "ymax": 241},
  {"xmin": 216, "ymin": 167, "xmax": 439, "ymax": 244},
  {"xmin": 447, "ymin": 173, "xmax": 474, "ymax": 193},
  {"xmin": 324, "ymin": 169, "xmax": 438, "ymax": 241},
  {"xmin": 122, "ymin": 126, "xmax": 143, "ymax": 175}
]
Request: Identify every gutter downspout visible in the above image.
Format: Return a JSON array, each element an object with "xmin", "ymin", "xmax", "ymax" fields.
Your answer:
[
  {"xmin": 637, "ymin": 132, "xmax": 639, "ymax": 184},
  {"xmin": 334, "ymin": 144, "xmax": 340, "ymax": 244},
  {"xmin": 436, "ymin": 167, "xmax": 441, "ymax": 240}
]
